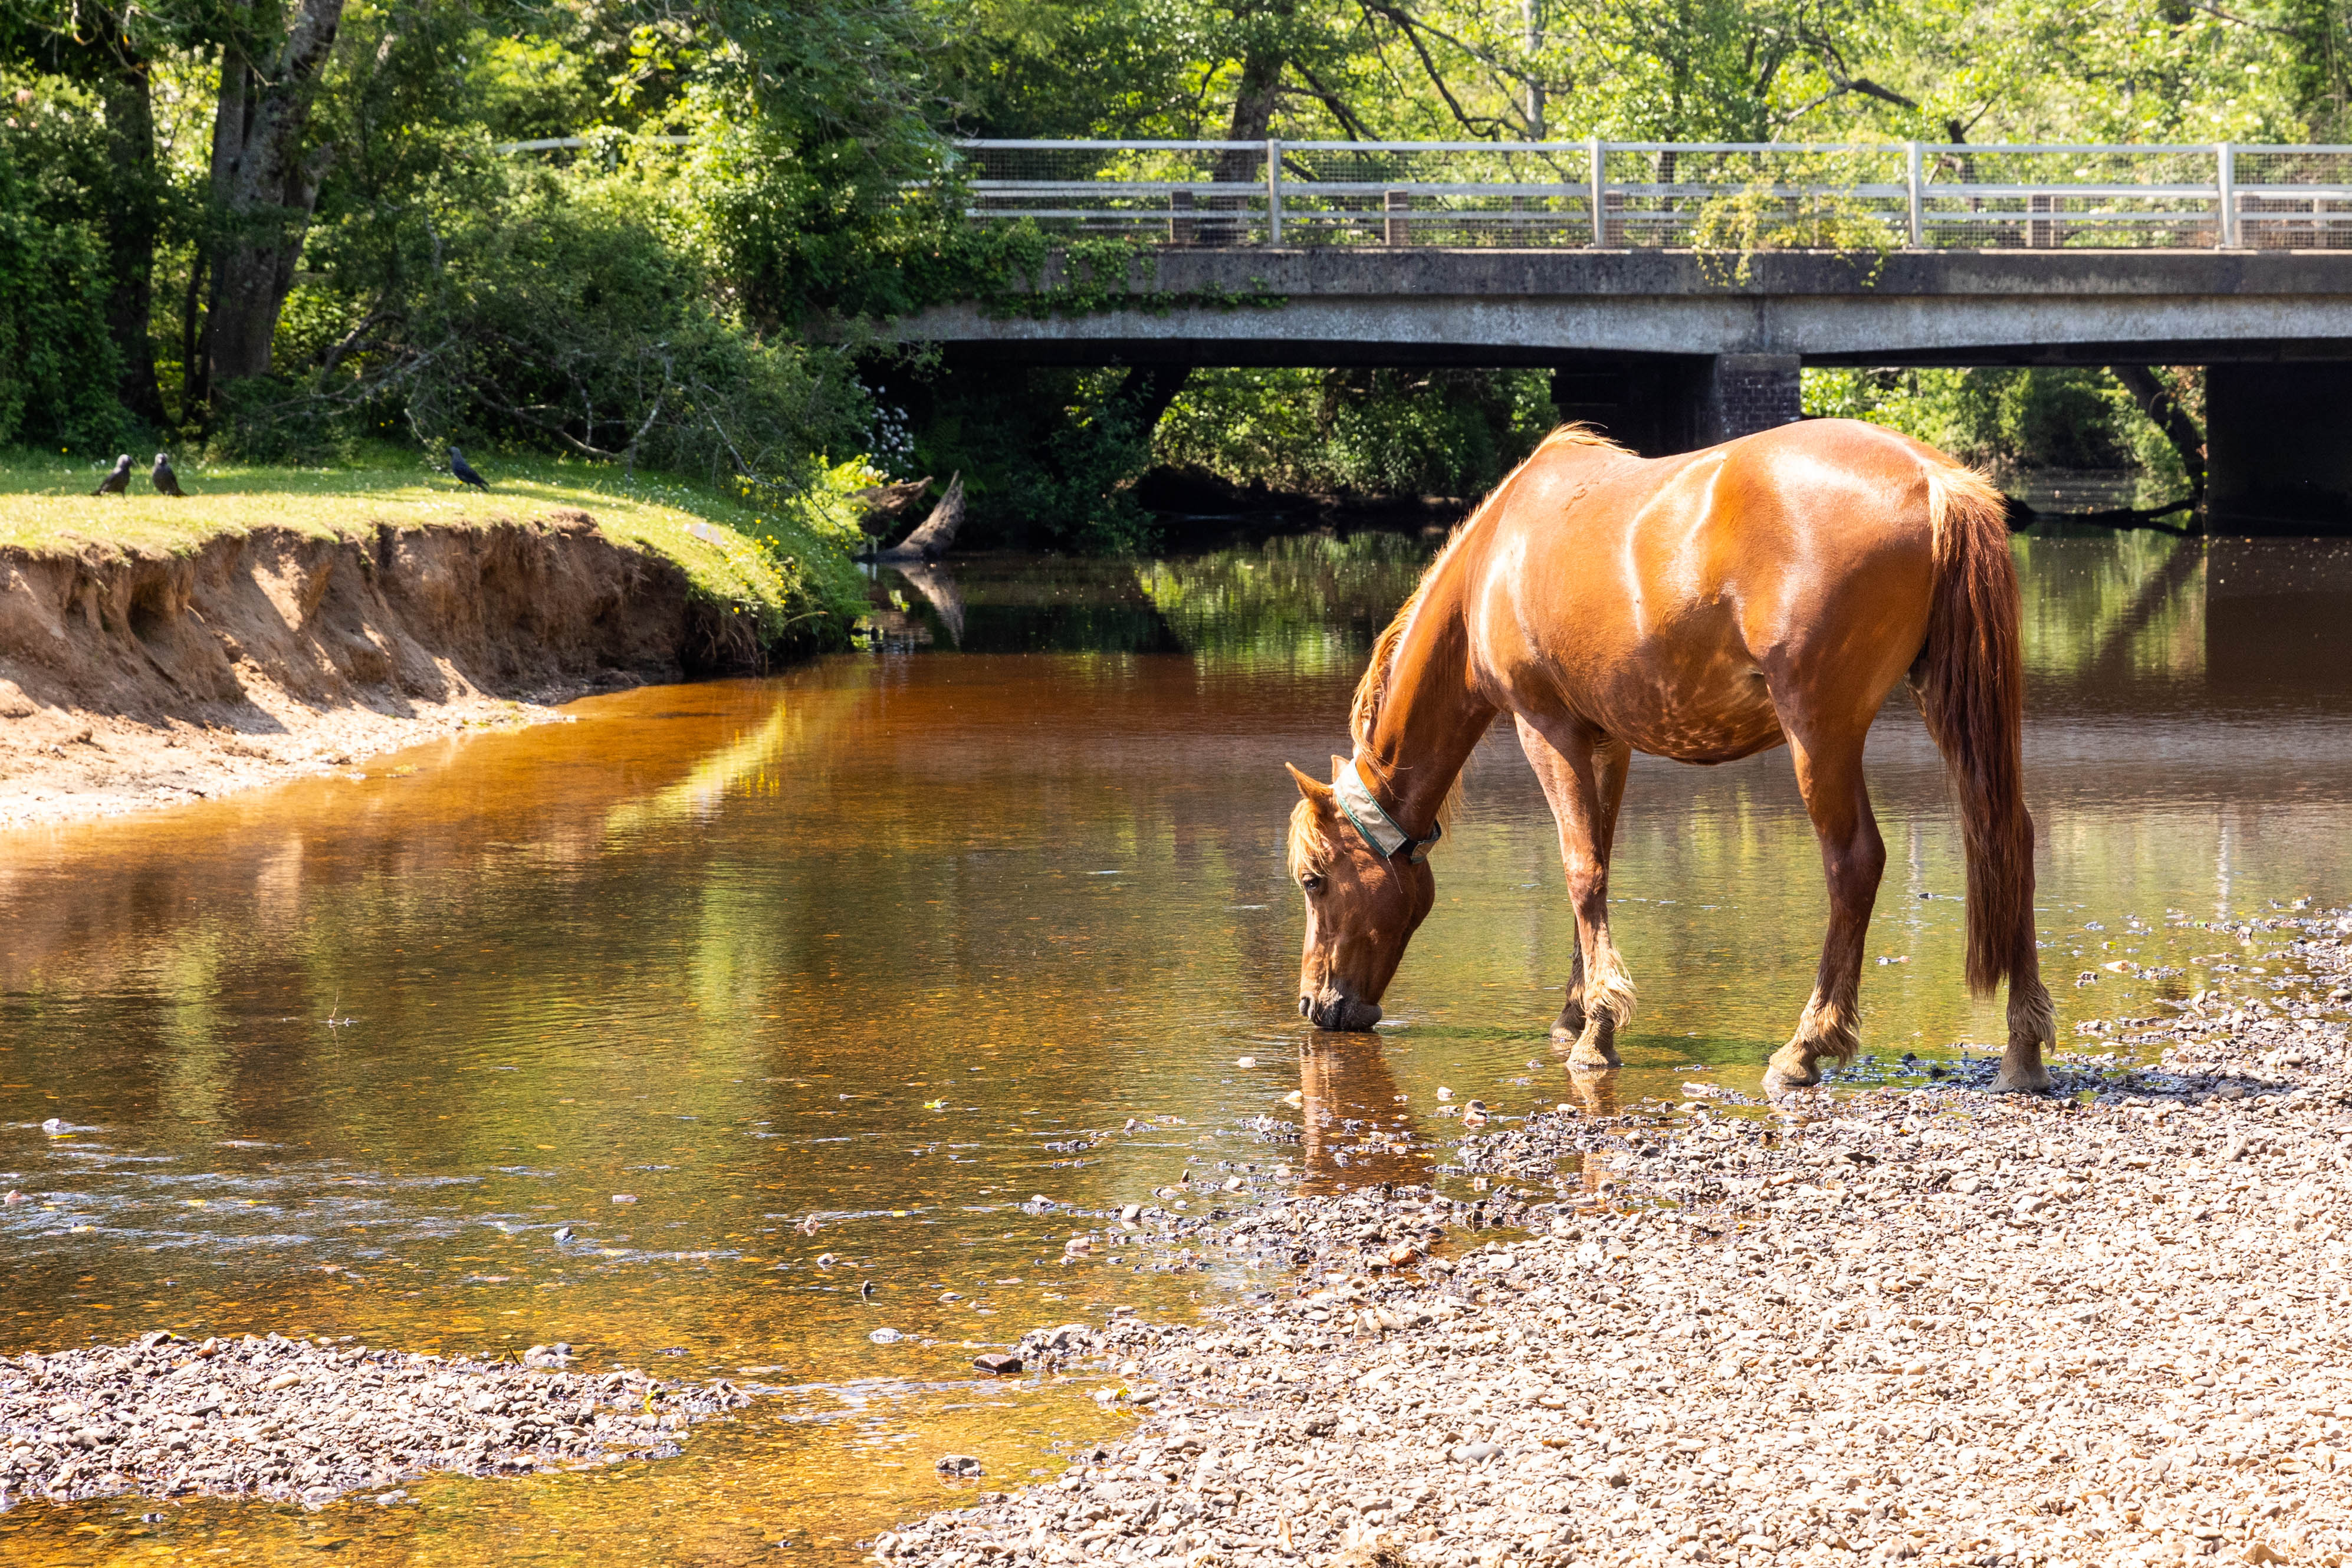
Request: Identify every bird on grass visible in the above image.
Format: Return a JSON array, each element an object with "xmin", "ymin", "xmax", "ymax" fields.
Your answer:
[
  {"xmin": 449, "ymin": 446, "xmax": 490, "ymax": 491},
  {"xmin": 152, "ymin": 452, "xmax": 185, "ymax": 497},
  {"xmin": 91, "ymin": 455, "xmax": 131, "ymax": 496}
]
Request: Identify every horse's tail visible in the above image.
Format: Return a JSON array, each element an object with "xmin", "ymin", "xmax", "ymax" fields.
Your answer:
[{"xmin": 1917, "ymin": 462, "xmax": 2035, "ymax": 998}]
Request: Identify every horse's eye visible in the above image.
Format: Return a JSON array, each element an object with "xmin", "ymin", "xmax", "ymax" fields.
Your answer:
[{"xmin": 1300, "ymin": 875, "xmax": 1324, "ymax": 893}]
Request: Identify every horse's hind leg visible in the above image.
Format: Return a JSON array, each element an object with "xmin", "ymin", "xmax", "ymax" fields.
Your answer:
[
  {"xmin": 1513, "ymin": 716, "xmax": 1634, "ymax": 1067},
  {"xmin": 1764, "ymin": 724, "xmax": 1884, "ymax": 1092}
]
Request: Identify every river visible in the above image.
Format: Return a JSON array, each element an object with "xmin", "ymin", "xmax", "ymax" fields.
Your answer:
[{"xmin": 2, "ymin": 532, "xmax": 2350, "ymax": 1563}]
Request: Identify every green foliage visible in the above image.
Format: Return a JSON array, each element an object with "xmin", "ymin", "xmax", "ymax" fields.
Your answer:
[
  {"xmin": 1690, "ymin": 153, "xmax": 1898, "ymax": 288},
  {"xmin": 910, "ymin": 364, "xmax": 1162, "ymax": 553},
  {"xmin": 1802, "ymin": 366, "xmax": 2192, "ymax": 486},
  {"xmin": 0, "ymin": 71, "xmax": 128, "ymax": 449},
  {"xmin": 19, "ymin": 0, "xmax": 2352, "ymax": 553},
  {"xmin": 387, "ymin": 172, "xmax": 871, "ymax": 482},
  {"xmin": 1157, "ymin": 367, "xmax": 1556, "ymax": 498}
]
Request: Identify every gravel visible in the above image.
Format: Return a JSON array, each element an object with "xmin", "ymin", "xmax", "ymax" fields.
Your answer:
[
  {"xmin": 878, "ymin": 910, "xmax": 2352, "ymax": 1568},
  {"xmin": 0, "ymin": 1333, "xmax": 747, "ymax": 1505}
]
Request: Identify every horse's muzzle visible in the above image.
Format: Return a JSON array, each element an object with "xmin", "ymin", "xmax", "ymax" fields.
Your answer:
[{"xmin": 1300, "ymin": 992, "xmax": 1382, "ymax": 1032}]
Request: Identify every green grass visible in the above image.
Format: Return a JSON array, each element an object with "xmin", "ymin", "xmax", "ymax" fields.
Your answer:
[{"xmin": 0, "ymin": 444, "xmax": 869, "ymax": 650}]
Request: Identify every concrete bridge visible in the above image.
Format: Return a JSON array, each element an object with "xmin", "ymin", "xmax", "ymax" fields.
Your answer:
[{"xmin": 901, "ymin": 140, "xmax": 2352, "ymax": 532}]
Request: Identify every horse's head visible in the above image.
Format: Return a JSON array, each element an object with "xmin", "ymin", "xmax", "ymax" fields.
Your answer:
[{"xmin": 1285, "ymin": 757, "xmax": 1435, "ymax": 1031}]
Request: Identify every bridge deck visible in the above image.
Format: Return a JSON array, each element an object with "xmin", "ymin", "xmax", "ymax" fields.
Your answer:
[{"xmin": 902, "ymin": 248, "xmax": 2352, "ymax": 366}]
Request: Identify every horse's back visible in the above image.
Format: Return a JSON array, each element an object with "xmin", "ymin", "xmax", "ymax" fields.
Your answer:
[{"xmin": 1474, "ymin": 420, "xmax": 1952, "ymax": 755}]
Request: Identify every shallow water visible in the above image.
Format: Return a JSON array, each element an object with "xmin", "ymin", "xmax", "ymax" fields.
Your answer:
[{"xmin": 3, "ymin": 532, "xmax": 2350, "ymax": 1563}]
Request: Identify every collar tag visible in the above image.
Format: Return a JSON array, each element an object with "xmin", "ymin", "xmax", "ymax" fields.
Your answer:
[{"xmin": 1333, "ymin": 757, "xmax": 1439, "ymax": 863}]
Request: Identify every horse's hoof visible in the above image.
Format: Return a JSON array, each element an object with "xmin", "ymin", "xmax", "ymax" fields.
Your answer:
[
  {"xmin": 1551, "ymin": 1008, "xmax": 1588, "ymax": 1044},
  {"xmin": 1989, "ymin": 1066, "xmax": 2054, "ymax": 1095},
  {"xmin": 1761, "ymin": 1048, "xmax": 1822, "ymax": 1095},
  {"xmin": 1566, "ymin": 1020, "xmax": 1620, "ymax": 1069}
]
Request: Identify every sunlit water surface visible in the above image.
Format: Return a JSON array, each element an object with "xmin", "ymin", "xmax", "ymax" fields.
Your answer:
[{"xmin": 2, "ymin": 534, "xmax": 2350, "ymax": 1564}]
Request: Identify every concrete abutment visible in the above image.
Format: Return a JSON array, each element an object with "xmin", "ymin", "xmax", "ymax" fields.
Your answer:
[{"xmin": 2206, "ymin": 363, "xmax": 2352, "ymax": 536}]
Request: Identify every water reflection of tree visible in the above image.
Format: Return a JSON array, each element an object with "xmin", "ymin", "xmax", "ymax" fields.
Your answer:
[
  {"xmin": 1136, "ymin": 531, "xmax": 1437, "ymax": 671},
  {"xmin": 2013, "ymin": 534, "xmax": 2205, "ymax": 696}
]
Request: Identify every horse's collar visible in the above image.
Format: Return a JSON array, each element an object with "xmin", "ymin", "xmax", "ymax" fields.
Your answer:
[{"xmin": 1335, "ymin": 756, "xmax": 1441, "ymax": 864}]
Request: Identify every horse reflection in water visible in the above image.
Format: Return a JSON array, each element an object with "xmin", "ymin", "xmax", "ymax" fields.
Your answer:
[
  {"xmin": 1551, "ymin": 1067, "xmax": 1633, "ymax": 1201},
  {"xmin": 1295, "ymin": 1034, "xmax": 1430, "ymax": 1194}
]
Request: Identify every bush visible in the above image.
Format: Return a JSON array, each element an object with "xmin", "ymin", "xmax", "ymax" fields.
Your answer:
[
  {"xmin": 257, "ymin": 157, "xmax": 874, "ymax": 494},
  {"xmin": 1802, "ymin": 366, "xmax": 2190, "ymax": 488},
  {"xmin": 901, "ymin": 363, "xmax": 1164, "ymax": 554},
  {"xmin": 0, "ymin": 73, "xmax": 129, "ymax": 451},
  {"xmin": 1157, "ymin": 367, "xmax": 1556, "ymax": 499}
]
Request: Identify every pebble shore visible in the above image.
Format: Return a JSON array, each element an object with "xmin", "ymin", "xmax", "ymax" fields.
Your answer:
[
  {"xmin": 879, "ymin": 912, "xmax": 2352, "ymax": 1568},
  {"xmin": 0, "ymin": 1334, "xmax": 745, "ymax": 1505}
]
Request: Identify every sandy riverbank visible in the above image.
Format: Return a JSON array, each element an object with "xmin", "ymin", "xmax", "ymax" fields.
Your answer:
[{"xmin": 879, "ymin": 910, "xmax": 2352, "ymax": 1568}]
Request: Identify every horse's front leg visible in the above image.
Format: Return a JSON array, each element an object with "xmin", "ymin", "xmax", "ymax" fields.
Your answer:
[
  {"xmin": 1514, "ymin": 717, "xmax": 1634, "ymax": 1069},
  {"xmin": 1765, "ymin": 728, "xmax": 1883, "ymax": 1092}
]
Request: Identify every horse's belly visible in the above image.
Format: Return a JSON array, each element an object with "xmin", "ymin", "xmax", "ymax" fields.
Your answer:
[{"xmin": 1584, "ymin": 659, "xmax": 1785, "ymax": 764}]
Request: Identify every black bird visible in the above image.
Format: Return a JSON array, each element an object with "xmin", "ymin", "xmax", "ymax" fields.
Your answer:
[
  {"xmin": 151, "ymin": 452, "xmax": 185, "ymax": 497},
  {"xmin": 91, "ymin": 454, "xmax": 131, "ymax": 497},
  {"xmin": 449, "ymin": 446, "xmax": 490, "ymax": 491}
]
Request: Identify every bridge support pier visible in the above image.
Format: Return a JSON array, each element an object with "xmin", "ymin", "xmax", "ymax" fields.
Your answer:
[
  {"xmin": 1699, "ymin": 354, "xmax": 1804, "ymax": 446},
  {"xmin": 2207, "ymin": 363, "xmax": 2352, "ymax": 535},
  {"xmin": 1548, "ymin": 354, "xmax": 1803, "ymax": 456}
]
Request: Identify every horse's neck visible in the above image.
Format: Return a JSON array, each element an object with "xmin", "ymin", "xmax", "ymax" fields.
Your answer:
[{"xmin": 1360, "ymin": 553, "xmax": 1494, "ymax": 836}]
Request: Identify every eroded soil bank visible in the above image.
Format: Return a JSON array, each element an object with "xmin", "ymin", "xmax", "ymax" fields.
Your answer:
[
  {"xmin": 0, "ymin": 515, "xmax": 776, "ymax": 826},
  {"xmin": 884, "ymin": 911, "xmax": 2352, "ymax": 1568}
]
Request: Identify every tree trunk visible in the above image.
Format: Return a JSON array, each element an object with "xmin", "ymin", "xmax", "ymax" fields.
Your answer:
[
  {"xmin": 1210, "ymin": 5, "xmax": 1292, "ymax": 239},
  {"xmin": 879, "ymin": 473, "xmax": 965, "ymax": 559},
  {"xmin": 2110, "ymin": 365, "xmax": 2207, "ymax": 500},
  {"xmin": 97, "ymin": 37, "xmax": 166, "ymax": 425},
  {"xmin": 204, "ymin": 0, "xmax": 346, "ymax": 389},
  {"xmin": 1118, "ymin": 363, "xmax": 1193, "ymax": 436}
]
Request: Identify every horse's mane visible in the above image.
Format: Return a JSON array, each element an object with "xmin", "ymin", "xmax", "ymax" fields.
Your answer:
[
  {"xmin": 1307, "ymin": 425, "xmax": 1628, "ymax": 866},
  {"xmin": 1347, "ymin": 423, "xmax": 1627, "ymax": 754},
  {"xmin": 1287, "ymin": 795, "xmax": 1332, "ymax": 880}
]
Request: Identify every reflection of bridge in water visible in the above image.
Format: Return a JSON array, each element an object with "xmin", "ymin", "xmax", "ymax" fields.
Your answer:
[{"xmin": 904, "ymin": 140, "xmax": 2352, "ymax": 534}]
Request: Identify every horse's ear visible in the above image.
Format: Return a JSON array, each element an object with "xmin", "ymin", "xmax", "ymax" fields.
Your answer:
[
  {"xmin": 1285, "ymin": 762, "xmax": 1333, "ymax": 804},
  {"xmin": 1329, "ymin": 754, "xmax": 1349, "ymax": 782}
]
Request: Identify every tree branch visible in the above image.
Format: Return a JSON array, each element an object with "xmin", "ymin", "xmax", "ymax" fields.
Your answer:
[
  {"xmin": 1288, "ymin": 59, "xmax": 1377, "ymax": 140},
  {"xmin": 2110, "ymin": 365, "xmax": 2208, "ymax": 499},
  {"xmin": 2182, "ymin": 0, "xmax": 2303, "ymax": 35},
  {"xmin": 1845, "ymin": 76, "xmax": 1919, "ymax": 110},
  {"xmin": 2009, "ymin": 496, "xmax": 2196, "ymax": 535},
  {"xmin": 1355, "ymin": 1, "xmax": 1505, "ymax": 139}
]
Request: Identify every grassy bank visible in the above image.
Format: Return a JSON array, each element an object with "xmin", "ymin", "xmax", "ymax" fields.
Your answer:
[{"xmin": 0, "ymin": 446, "xmax": 870, "ymax": 653}]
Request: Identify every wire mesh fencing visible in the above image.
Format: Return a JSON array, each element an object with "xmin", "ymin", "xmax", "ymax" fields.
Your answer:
[{"xmin": 947, "ymin": 140, "xmax": 2352, "ymax": 252}]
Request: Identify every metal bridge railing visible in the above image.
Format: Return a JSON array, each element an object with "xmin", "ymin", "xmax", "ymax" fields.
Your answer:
[{"xmin": 954, "ymin": 140, "xmax": 2352, "ymax": 250}]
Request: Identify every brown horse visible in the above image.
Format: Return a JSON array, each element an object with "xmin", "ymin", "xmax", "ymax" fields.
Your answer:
[{"xmin": 1285, "ymin": 419, "xmax": 2055, "ymax": 1094}]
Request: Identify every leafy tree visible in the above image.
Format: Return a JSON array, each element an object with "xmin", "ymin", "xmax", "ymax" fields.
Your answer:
[{"xmin": 0, "ymin": 67, "xmax": 127, "ymax": 445}]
